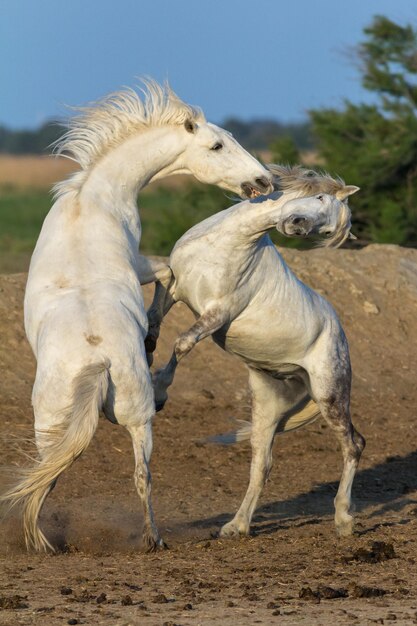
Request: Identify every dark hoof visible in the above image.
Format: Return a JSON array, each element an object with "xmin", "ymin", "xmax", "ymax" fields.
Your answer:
[
  {"xmin": 143, "ymin": 536, "xmax": 168, "ymax": 553},
  {"xmin": 144, "ymin": 335, "xmax": 157, "ymax": 354},
  {"xmin": 155, "ymin": 401, "xmax": 166, "ymax": 413}
]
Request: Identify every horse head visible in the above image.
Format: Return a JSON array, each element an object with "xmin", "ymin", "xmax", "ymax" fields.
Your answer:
[
  {"xmin": 181, "ymin": 119, "xmax": 273, "ymax": 198},
  {"xmin": 280, "ymin": 186, "xmax": 359, "ymax": 248}
]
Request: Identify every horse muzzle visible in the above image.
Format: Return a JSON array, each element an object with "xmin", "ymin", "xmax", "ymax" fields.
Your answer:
[
  {"xmin": 241, "ymin": 176, "xmax": 273, "ymax": 199},
  {"xmin": 282, "ymin": 215, "xmax": 316, "ymax": 238}
]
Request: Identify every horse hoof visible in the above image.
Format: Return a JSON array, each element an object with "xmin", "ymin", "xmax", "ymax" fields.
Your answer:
[
  {"xmin": 143, "ymin": 535, "xmax": 168, "ymax": 553},
  {"xmin": 219, "ymin": 521, "xmax": 249, "ymax": 538},
  {"xmin": 155, "ymin": 401, "xmax": 166, "ymax": 413}
]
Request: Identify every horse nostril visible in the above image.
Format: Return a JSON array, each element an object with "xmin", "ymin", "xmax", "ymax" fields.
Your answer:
[
  {"xmin": 292, "ymin": 216, "xmax": 305, "ymax": 225},
  {"xmin": 255, "ymin": 177, "xmax": 270, "ymax": 191}
]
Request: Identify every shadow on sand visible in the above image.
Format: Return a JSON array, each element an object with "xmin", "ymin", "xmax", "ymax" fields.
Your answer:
[{"xmin": 187, "ymin": 448, "xmax": 417, "ymax": 536}]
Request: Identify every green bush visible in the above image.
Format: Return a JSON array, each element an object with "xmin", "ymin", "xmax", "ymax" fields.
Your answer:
[
  {"xmin": 270, "ymin": 135, "xmax": 300, "ymax": 166},
  {"xmin": 309, "ymin": 16, "xmax": 417, "ymax": 246},
  {"xmin": 140, "ymin": 183, "xmax": 232, "ymax": 255}
]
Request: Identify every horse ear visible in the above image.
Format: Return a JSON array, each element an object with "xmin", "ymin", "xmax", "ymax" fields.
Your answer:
[
  {"xmin": 336, "ymin": 185, "xmax": 360, "ymax": 200},
  {"xmin": 184, "ymin": 118, "xmax": 197, "ymax": 134}
]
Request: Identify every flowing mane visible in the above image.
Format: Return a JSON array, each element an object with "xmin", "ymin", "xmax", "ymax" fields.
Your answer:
[
  {"xmin": 54, "ymin": 80, "xmax": 205, "ymax": 168},
  {"xmin": 52, "ymin": 80, "xmax": 205, "ymax": 197},
  {"xmin": 268, "ymin": 164, "xmax": 346, "ymax": 196},
  {"xmin": 268, "ymin": 164, "xmax": 352, "ymax": 248}
]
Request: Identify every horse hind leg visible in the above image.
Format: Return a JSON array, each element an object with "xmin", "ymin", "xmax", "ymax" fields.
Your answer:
[
  {"xmin": 127, "ymin": 421, "xmax": 165, "ymax": 552},
  {"xmin": 219, "ymin": 414, "xmax": 276, "ymax": 538},
  {"xmin": 334, "ymin": 424, "xmax": 365, "ymax": 537},
  {"xmin": 311, "ymin": 377, "xmax": 365, "ymax": 537}
]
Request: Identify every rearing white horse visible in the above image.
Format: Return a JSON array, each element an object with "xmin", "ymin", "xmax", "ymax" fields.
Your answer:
[
  {"xmin": 150, "ymin": 166, "xmax": 365, "ymax": 539},
  {"xmin": 1, "ymin": 80, "xmax": 273, "ymax": 552}
]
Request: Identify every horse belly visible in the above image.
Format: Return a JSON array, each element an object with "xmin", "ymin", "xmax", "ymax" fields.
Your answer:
[{"xmin": 214, "ymin": 315, "xmax": 318, "ymax": 371}]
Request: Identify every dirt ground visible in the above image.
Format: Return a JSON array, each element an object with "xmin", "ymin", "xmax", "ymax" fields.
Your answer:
[{"xmin": 1, "ymin": 244, "xmax": 417, "ymax": 625}]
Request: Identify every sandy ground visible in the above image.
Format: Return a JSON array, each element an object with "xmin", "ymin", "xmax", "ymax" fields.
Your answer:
[{"xmin": 1, "ymin": 244, "xmax": 417, "ymax": 625}]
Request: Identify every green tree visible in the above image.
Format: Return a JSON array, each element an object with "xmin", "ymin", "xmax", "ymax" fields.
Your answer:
[
  {"xmin": 270, "ymin": 135, "xmax": 300, "ymax": 165},
  {"xmin": 310, "ymin": 15, "xmax": 417, "ymax": 245}
]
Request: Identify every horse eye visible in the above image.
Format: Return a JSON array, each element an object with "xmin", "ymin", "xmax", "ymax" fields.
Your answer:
[
  {"xmin": 317, "ymin": 194, "xmax": 324, "ymax": 201},
  {"xmin": 211, "ymin": 143, "xmax": 223, "ymax": 151}
]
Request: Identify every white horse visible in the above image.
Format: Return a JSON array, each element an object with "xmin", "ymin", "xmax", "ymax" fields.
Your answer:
[
  {"xmin": 1, "ymin": 80, "xmax": 273, "ymax": 553},
  {"xmin": 150, "ymin": 165, "xmax": 365, "ymax": 539}
]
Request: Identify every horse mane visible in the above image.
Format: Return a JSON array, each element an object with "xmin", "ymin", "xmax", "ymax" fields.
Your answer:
[
  {"xmin": 268, "ymin": 164, "xmax": 352, "ymax": 248},
  {"xmin": 52, "ymin": 79, "xmax": 205, "ymax": 197},
  {"xmin": 268, "ymin": 164, "xmax": 346, "ymax": 197}
]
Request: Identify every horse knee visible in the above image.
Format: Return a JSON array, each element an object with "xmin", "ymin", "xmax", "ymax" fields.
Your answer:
[
  {"xmin": 352, "ymin": 428, "xmax": 365, "ymax": 459},
  {"xmin": 174, "ymin": 333, "xmax": 194, "ymax": 358},
  {"xmin": 353, "ymin": 427, "xmax": 365, "ymax": 448}
]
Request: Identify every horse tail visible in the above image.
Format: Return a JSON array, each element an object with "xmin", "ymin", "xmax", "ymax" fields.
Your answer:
[
  {"xmin": 1, "ymin": 359, "xmax": 110, "ymax": 552},
  {"xmin": 205, "ymin": 400, "xmax": 321, "ymax": 445},
  {"xmin": 276, "ymin": 399, "xmax": 321, "ymax": 433}
]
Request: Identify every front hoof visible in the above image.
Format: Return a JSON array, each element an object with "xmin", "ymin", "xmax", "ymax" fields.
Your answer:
[
  {"xmin": 143, "ymin": 535, "xmax": 168, "ymax": 553},
  {"xmin": 155, "ymin": 400, "xmax": 166, "ymax": 413},
  {"xmin": 219, "ymin": 521, "xmax": 249, "ymax": 539},
  {"xmin": 144, "ymin": 334, "xmax": 157, "ymax": 354}
]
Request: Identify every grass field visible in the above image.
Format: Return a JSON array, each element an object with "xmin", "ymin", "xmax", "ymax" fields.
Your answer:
[{"xmin": 0, "ymin": 187, "xmax": 52, "ymax": 272}]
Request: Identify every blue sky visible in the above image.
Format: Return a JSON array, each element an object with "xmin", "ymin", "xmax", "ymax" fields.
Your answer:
[{"xmin": 1, "ymin": 0, "xmax": 416, "ymax": 128}]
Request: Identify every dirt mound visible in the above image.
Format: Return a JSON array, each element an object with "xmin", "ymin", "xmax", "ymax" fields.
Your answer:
[{"xmin": 1, "ymin": 244, "xmax": 417, "ymax": 625}]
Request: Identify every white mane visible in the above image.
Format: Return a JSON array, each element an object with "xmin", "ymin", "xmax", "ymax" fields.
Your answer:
[
  {"xmin": 52, "ymin": 80, "xmax": 205, "ymax": 197},
  {"xmin": 268, "ymin": 164, "xmax": 346, "ymax": 197}
]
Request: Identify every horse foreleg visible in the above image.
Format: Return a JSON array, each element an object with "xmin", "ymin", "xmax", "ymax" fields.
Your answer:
[
  {"xmin": 127, "ymin": 420, "xmax": 165, "ymax": 552},
  {"xmin": 145, "ymin": 279, "xmax": 176, "ymax": 366},
  {"xmin": 136, "ymin": 254, "xmax": 176, "ymax": 364},
  {"xmin": 153, "ymin": 306, "xmax": 228, "ymax": 411}
]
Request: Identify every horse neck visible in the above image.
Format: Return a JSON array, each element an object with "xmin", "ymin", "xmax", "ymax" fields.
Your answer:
[
  {"xmin": 228, "ymin": 190, "xmax": 301, "ymax": 246},
  {"xmin": 78, "ymin": 126, "xmax": 187, "ymax": 241}
]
